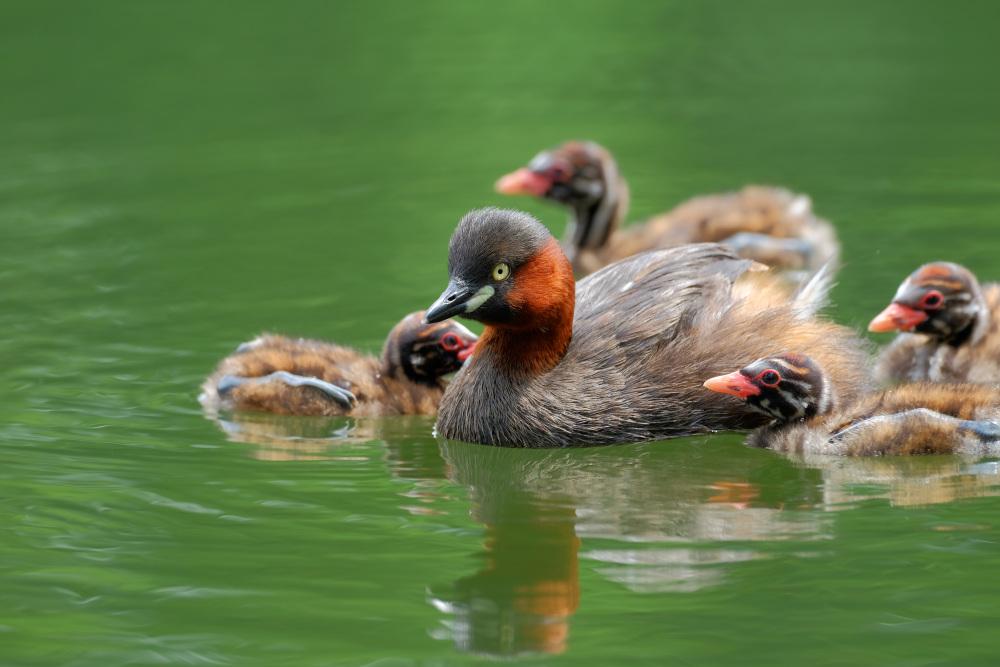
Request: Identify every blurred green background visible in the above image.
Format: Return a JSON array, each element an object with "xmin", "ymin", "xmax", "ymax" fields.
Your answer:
[{"xmin": 3, "ymin": 1, "xmax": 1000, "ymax": 665}]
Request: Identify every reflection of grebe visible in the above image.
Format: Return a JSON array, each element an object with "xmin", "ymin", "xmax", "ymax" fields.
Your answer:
[
  {"xmin": 203, "ymin": 410, "xmax": 376, "ymax": 460},
  {"xmin": 815, "ymin": 457, "xmax": 1000, "ymax": 509},
  {"xmin": 432, "ymin": 443, "xmax": 580, "ymax": 656},
  {"xmin": 203, "ymin": 410, "xmax": 450, "ymax": 469},
  {"xmin": 429, "ymin": 443, "xmax": 586, "ymax": 656},
  {"xmin": 432, "ymin": 504, "xmax": 580, "ymax": 657},
  {"xmin": 429, "ymin": 438, "xmax": 1000, "ymax": 658},
  {"xmin": 431, "ymin": 440, "xmax": 829, "ymax": 656}
]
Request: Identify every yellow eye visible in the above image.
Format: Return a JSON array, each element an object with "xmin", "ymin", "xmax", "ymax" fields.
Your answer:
[{"xmin": 491, "ymin": 263, "xmax": 510, "ymax": 281}]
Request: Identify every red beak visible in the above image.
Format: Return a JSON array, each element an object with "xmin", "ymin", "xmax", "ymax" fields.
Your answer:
[
  {"xmin": 868, "ymin": 303, "xmax": 928, "ymax": 333},
  {"xmin": 703, "ymin": 372, "xmax": 761, "ymax": 399},
  {"xmin": 457, "ymin": 341, "xmax": 476, "ymax": 363},
  {"xmin": 495, "ymin": 168, "xmax": 552, "ymax": 196}
]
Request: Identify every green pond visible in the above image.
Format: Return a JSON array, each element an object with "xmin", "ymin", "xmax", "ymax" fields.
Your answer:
[{"xmin": 4, "ymin": 1, "xmax": 1000, "ymax": 665}]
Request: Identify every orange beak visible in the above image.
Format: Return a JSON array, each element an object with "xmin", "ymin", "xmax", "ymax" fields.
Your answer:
[
  {"xmin": 868, "ymin": 303, "xmax": 928, "ymax": 333},
  {"xmin": 703, "ymin": 372, "xmax": 761, "ymax": 399},
  {"xmin": 495, "ymin": 168, "xmax": 552, "ymax": 196}
]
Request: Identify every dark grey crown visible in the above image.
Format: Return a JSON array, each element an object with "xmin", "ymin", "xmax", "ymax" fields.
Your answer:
[{"xmin": 448, "ymin": 208, "xmax": 552, "ymax": 280}]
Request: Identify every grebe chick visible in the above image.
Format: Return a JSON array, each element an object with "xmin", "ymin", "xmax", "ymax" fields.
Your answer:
[
  {"xmin": 869, "ymin": 262, "xmax": 1000, "ymax": 385},
  {"xmin": 704, "ymin": 353, "xmax": 1000, "ymax": 456},
  {"xmin": 496, "ymin": 140, "xmax": 838, "ymax": 278},
  {"xmin": 200, "ymin": 312, "xmax": 476, "ymax": 417}
]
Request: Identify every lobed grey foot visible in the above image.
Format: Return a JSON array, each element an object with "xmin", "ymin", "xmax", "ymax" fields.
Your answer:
[
  {"xmin": 216, "ymin": 375, "xmax": 247, "ymax": 396},
  {"xmin": 958, "ymin": 419, "xmax": 1000, "ymax": 442},
  {"xmin": 235, "ymin": 337, "xmax": 265, "ymax": 353},
  {"xmin": 720, "ymin": 232, "xmax": 814, "ymax": 267},
  {"xmin": 216, "ymin": 371, "xmax": 357, "ymax": 408},
  {"xmin": 830, "ymin": 408, "xmax": 957, "ymax": 444}
]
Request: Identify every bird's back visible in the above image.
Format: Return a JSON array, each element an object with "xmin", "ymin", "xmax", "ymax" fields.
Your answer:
[
  {"xmin": 592, "ymin": 185, "xmax": 838, "ymax": 273},
  {"xmin": 200, "ymin": 335, "xmax": 382, "ymax": 416}
]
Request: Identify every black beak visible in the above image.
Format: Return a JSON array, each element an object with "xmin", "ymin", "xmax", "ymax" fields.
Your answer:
[{"xmin": 425, "ymin": 279, "xmax": 475, "ymax": 323}]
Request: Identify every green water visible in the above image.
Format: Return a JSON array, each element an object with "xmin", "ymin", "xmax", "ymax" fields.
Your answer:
[{"xmin": 3, "ymin": 1, "xmax": 1000, "ymax": 664}]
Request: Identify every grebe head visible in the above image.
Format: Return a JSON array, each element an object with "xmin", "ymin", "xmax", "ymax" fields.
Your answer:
[
  {"xmin": 868, "ymin": 262, "xmax": 985, "ymax": 344},
  {"xmin": 496, "ymin": 141, "xmax": 610, "ymax": 208},
  {"xmin": 425, "ymin": 208, "xmax": 573, "ymax": 330},
  {"xmin": 495, "ymin": 141, "xmax": 623, "ymax": 259},
  {"xmin": 383, "ymin": 311, "xmax": 477, "ymax": 384},
  {"xmin": 703, "ymin": 353, "xmax": 834, "ymax": 423}
]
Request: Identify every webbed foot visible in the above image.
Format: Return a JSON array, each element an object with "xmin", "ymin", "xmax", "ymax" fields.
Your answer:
[
  {"xmin": 830, "ymin": 409, "xmax": 1000, "ymax": 456},
  {"xmin": 234, "ymin": 337, "xmax": 265, "ymax": 353},
  {"xmin": 217, "ymin": 372, "xmax": 357, "ymax": 408},
  {"xmin": 957, "ymin": 419, "xmax": 1000, "ymax": 442},
  {"xmin": 720, "ymin": 232, "xmax": 813, "ymax": 270}
]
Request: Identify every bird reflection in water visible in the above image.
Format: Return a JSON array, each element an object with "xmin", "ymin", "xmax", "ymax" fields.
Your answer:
[
  {"xmin": 427, "ymin": 437, "xmax": 825, "ymax": 656},
  {"xmin": 428, "ymin": 443, "xmax": 582, "ymax": 657},
  {"xmin": 429, "ymin": 499, "xmax": 580, "ymax": 656},
  {"xmin": 202, "ymin": 410, "xmax": 460, "ymax": 513},
  {"xmin": 203, "ymin": 409, "xmax": 437, "ymax": 463},
  {"xmin": 805, "ymin": 455, "xmax": 1000, "ymax": 509},
  {"xmin": 428, "ymin": 438, "xmax": 1000, "ymax": 657},
  {"xmin": 203, "ymin": 411, "xmax": 1000, "ymax": 657}
]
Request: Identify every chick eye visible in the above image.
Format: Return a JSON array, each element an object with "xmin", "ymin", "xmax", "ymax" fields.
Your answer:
[
  {"xmin": 920, "ymin": 290, "xmax": 945, "ymax": 310},
  {"xmin": 492, "ymin": 263, "xmax": 511, "ymax": 281},
  {"xmin": 549, "ymin": 164, "xmax": 571, "ymax": 182},
  {"xmin": 440, "ymin": 334, "xmax": 460, "ymax": 351},
  {"xmin": 757, "ymin": 370, "xmax": 781, "ymax": 387}
]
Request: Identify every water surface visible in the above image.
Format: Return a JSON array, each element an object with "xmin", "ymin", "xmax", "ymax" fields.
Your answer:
[{"xmin": 3, "ymin": 1, "xmax": 1000, "ymax": 665}]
